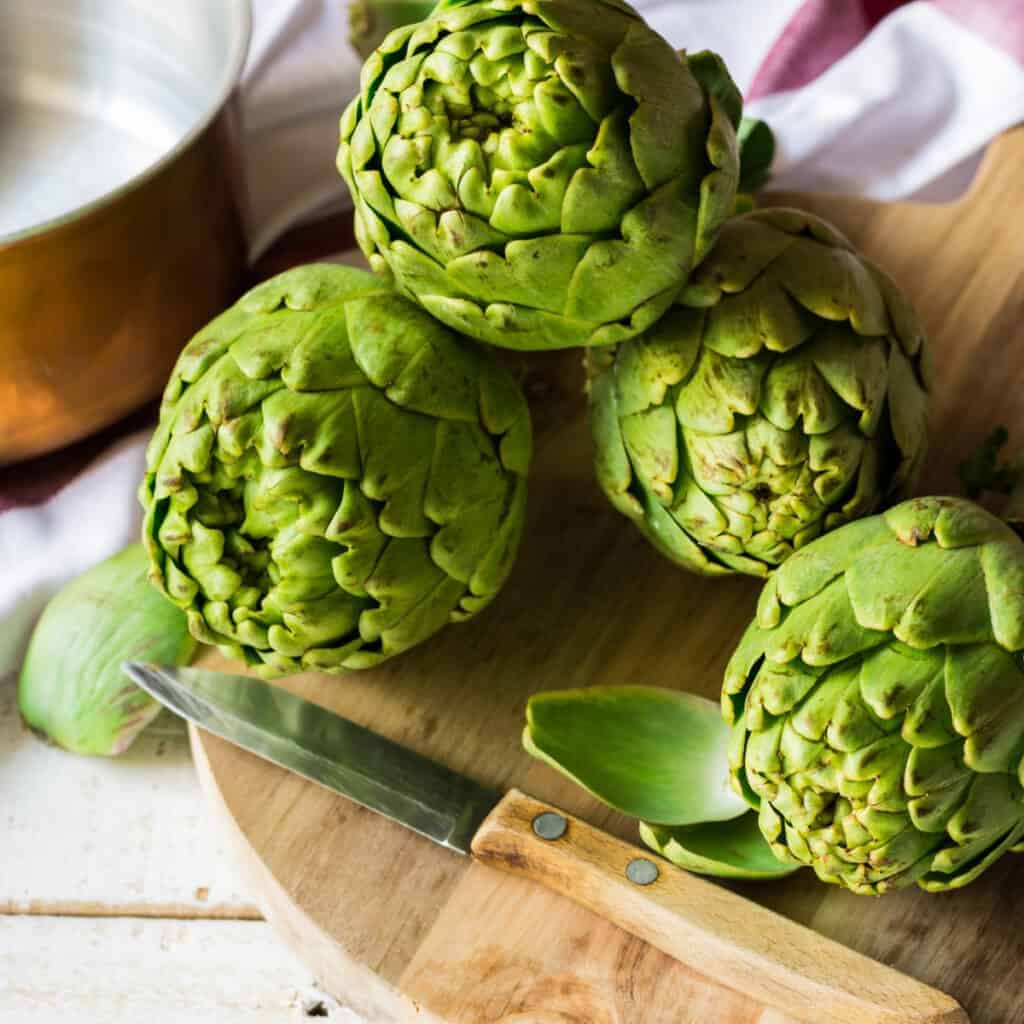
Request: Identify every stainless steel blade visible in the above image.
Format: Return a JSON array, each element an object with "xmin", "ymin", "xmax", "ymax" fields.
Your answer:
[{"xmin": 123, "ymin": 663, "xmax": 501, "ymax": 855}]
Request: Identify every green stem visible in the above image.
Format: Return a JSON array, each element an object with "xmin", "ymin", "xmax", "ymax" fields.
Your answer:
[
  {"xmin": 1004, "ymin": 475, "xmax": 1024, "ymax": 527},
  {"xmin": 957, "ymin": 427, "xmax": 1024, "ymax": 531}
]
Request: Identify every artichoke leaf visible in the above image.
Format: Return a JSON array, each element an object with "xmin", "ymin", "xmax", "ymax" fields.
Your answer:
[
  {"xmin": 639, "ymin": 815, "xmax": 802, "ymax": 881},
  {"xmin": 735, "ymin": 116, "xmax": 775, "ymax": 195},
  {"xmin": 524, "ymin": 685, "xmax": 748, "ymax": 825},
  {"xmin": 18, "ymin": 544, "xmax": 195, "ymax": 757}
]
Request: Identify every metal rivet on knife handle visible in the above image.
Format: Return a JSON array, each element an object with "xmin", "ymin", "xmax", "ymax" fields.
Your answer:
[
  {"xmin": 532, "ymin": 811, "xmax": 568, "ymax": 841},
  {"xmin": 626, "ymin": 858, "xmax": 660, "ymax": 886}
]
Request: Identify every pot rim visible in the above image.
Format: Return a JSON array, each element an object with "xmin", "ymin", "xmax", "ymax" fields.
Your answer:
[{"xmin": 0, "ymin": 0, "xmax": 253, "ymax": 250}]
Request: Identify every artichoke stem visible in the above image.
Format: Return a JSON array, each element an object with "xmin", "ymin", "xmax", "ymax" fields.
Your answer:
[{"xmin": 1003, "ymin": 474, "xmax": 1024, "ymax": 529}]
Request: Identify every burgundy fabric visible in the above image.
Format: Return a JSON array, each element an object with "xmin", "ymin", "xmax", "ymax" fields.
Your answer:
[
  {"xmin": 863, "ymin": 0, "xmax": 913, "ymax": 27},
  {"xmin": 748, "ymin": 0, "xmax": 910, "ymax": 99}
]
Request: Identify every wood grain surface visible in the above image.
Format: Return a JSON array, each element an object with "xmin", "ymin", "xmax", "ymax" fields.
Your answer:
[
  {"xmin": 193, "ymin": 127, "xmax": 1024, "ymax": 1023},
  {"xmin": 469, "ymin": 791, "xmax": 965, "ymax": 1024}
]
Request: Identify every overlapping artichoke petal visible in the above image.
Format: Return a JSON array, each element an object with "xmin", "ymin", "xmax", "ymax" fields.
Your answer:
[
  {"xmin": 141, "ymin": 265, "xmax": 532, "ymax": 678},
  {"xmin": 724, "ymin": 497, "xmax": 1024, "ymax": 894},
  {"xmin": 338, "ymin": 0, "xmax": 740, "ymax": 351}
]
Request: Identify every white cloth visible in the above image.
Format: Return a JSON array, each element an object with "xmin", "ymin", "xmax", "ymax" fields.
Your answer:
[
  {"xmin": 2, "ymin": 0, "xmax": 1022, "ymax": 680},
  {"xmin": 0, "ymin": 433, "xmax": 150, "ymax": 678},
  {"xmin": 744, "ymin": 4, "xmax": 1024, "ymax": 201},
  {"xmin": 241, "ymin": 0, "xmax": 358, "ymax": 259}
]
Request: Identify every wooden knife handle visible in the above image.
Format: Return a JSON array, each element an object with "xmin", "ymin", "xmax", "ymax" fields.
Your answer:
[{"xmin": 471, "ymin": 790, "xmax": 969, "ymax": 1024}]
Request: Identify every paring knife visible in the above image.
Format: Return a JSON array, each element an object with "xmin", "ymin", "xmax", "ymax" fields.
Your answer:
[{"xmin": 123, "ymin": 663, "xmax": 968, "ymax": 1024}]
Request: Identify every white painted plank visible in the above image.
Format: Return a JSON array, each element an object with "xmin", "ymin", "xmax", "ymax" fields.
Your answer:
[
  {"xmin": 0, "ymin": 916, "xmax": 364, "ymax": 1023},
  {"xmin": 0, "ymin": 672, "xmax": 258, "ymax": 916}
]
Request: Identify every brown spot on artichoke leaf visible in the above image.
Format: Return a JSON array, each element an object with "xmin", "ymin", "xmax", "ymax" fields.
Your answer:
[{"xmin": 189, "ymin": 336, "xmax": 221, "ymax": 358}]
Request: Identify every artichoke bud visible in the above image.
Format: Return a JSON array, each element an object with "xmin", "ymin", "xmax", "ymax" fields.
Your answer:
[
  {"xmin": 338, "ymin": 0, "xmax": 741, "ymax": 350},
  {"xmin": 140, "ymin": 264, "xmax": 532, "ymax": 678},
  {"xmin": 589, "ymin": 209, "xmax": 933, "ymax": 577},
  {"xmin": 18, "ymin": 544, "xmax": 194, "ymax": 757},
  {"xmin": 723, "ymin": 496, "xmax": 1024, "ymax": 894}
]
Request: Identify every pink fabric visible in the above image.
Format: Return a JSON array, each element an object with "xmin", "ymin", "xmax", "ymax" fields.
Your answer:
[{"xmin": 934, "ymin": 0, "xmax": 1024, "ymax": 64}]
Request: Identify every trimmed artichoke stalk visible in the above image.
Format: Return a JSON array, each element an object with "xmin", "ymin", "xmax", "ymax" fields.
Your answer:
[
  {"xmin": 337, "ymin": 0, "xmax": 742, "ymax": 351},
  {"xmin": 349, "ymin": 0, "xmax": 439, "ymax": 59},
  {"xmin": 589, "ymin": 208, "xmax": 933, "ymax": 577},
  {"xmin": 18, "ymin": 544, "xmax": 194, "ymax": 756},
  {"xmin": 723, "ymin": 494, "xmax": 1024, "ymax": 895},
  {"xmin": 140, "ymin": 264, "xmax": 532, "ymax": 679}
]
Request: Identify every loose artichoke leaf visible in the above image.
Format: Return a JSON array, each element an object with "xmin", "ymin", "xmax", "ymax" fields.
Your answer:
[
  {"xmin": 639, "ymin": 815, "xmax": 801, "ymax": 881},
  {"xmin": 736, "ymin": 116, "xmax": 776, "ymax": 195},
  {"xmin": 18, "ymin": 544, "xmax": 195, "ymax": 757},
  {"xmin": 524, "ymin": 685, "xmax": 749, "ymax": 825}
]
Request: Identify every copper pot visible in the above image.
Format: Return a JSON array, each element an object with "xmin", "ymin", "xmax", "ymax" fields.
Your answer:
[{"xmin": 0, "ymin": 0, "xmax": 251, "ymax": 465}]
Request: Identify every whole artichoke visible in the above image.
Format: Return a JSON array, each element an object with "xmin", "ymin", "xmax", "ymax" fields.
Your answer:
[
  {"xmin": 723, "ymin": 496, "xmax": 1024, "ymax": 894},
  {"xmin": 337, "ymin": 0, "xmax": 741, "ymax": 351},
  {"xmin": 589, "ymin": 208, "xmax": 933, "ymax": 576},
  {"xmin": 141, "ymin": 264, "xmax": 532, "ymax": 678}
]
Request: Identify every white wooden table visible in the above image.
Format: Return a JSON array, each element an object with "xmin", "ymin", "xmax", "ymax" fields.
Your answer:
[{"xmin": 0, "ymin": 668, "xmax": 363, "ymax": 1022}]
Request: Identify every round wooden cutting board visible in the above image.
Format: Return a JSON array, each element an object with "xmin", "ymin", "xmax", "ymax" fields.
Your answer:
[{"xmin": 192, "ymin": 129, "xmax": 1024, "ymax": 1024}]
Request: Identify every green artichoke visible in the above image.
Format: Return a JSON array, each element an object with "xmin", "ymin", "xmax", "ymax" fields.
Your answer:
[
  {"xmin": 724, "ymin": 496, "xmax": 1024, "ymax": 894},
  {"xmin": 337, "ymin": 0, "xmax": 741, "ymax": 351},
  {"xmin": 140, "ymin": 264, "xmax": 532, "ymax": 678},
  {"xmin": 19, "ymin": 544, "xmax": 194, "ymax": 756},
  {"xmin": 589, "ymin": 208, "xmax": 933, "ymax": 576}
]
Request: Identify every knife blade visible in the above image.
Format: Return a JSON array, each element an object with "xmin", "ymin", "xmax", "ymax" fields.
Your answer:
[
  {"xmin": 123, "ymin": 661, "xmax": 499, "ymax": 855},
  {"xmin": 123, "ymin": 662, "xmax": 968, "ymax": 1024}
]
